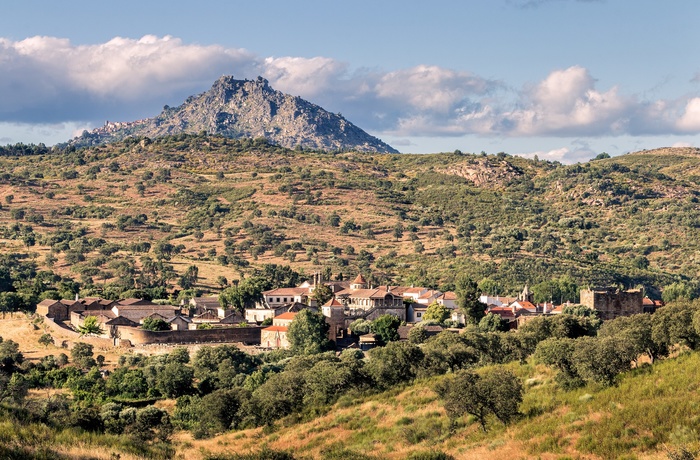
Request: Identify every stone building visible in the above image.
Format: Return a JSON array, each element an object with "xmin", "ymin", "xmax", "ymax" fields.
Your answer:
[{"xmin": 579, "ymin": 287, "xmax": 643, "ymax": 320}]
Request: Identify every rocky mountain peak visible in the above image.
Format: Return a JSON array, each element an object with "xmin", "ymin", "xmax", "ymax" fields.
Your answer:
[{"xmin": 72, "ymin": 76, "xmax": 398, "ymax": 153}]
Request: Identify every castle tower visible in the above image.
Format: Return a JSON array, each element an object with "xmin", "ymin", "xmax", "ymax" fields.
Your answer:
[{"xmin": 350, "ymin": 273, "xmax": 368, "ymax": 290}]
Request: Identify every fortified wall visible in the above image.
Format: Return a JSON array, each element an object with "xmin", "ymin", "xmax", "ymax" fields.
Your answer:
[
  {"xmin": 579, "ymin": 287, "xmax": 643, "ymax": 320},
  {"xmin": 115, "ymin": 325, "xmax": 262, "ymax": 346},
  {"xmin": 42, "ymin": 317, "xmax": 262, "ymax": 347}
]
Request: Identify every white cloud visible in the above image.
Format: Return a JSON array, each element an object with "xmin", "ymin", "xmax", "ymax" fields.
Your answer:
[
  {"xmin": 498, "ymin": 66, "xmax": 632, "ymax": 136},
  {"xmin": 676, "ymin": 98, "xmax": 700, "ymax": 132},
  {"xmin": 0, "ymin": 36, "xmax": 699, "ymax": 144}
]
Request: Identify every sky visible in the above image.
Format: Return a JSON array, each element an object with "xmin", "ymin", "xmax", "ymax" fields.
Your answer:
[{"xmin": 0, "ymin": 0, "xmax": 699, "ymax": 163}]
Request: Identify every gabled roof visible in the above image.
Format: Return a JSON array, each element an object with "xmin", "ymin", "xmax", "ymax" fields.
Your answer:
[
  {"xmin": 353, "ymin": 273, "xmax": 367, "ymax": 285},
  {"xmin": 38, "ymin": 299, "xmax": 61, "ymax": 306},
  {"xmin": 167, "ymin": 315, "xmax": 192, "ymax": 323},
  {"xmin": 323, "ymin": 298, "xmax": 344, "ymax": 308},
  {"xmin": 512, "ymin": 300, "xmax": 537, "ymax": 311},
  {"xmin": 105, "ymin": 316, "xmax": 139, "ymax": 326},
  {"xmin": 439, "ymin": 291, "xmax": 457, "ymax": 300},
  {"xmin": 335, "ymin": 288, "xmax": 397, "ymax": 299},
  {"xmin": 192, "ymin": 310, "xmax": 219, "ymax": 321},
  {"xmin": 145, "ymin": 312, "xmax": 169, "ymax": 320},
  {"xmin": 262, "ymin": 325, "xmax": 288, "ymax": 332},
  {"xmin": 418, "ymin": 290, "xmax": 441, "ymax": 300},
  {"xmin": 275, "ymin": 312, "xmax": 298, "ymax": 320},
  {"xmin": 286, "ymin": 302, "xmax": 312, "ymax": 313},
  {"xmin": 220, "ymin": 312, "xmax": 245, "ymax": 324}
]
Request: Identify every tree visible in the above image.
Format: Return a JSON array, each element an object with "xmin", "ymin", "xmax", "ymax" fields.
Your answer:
[
  {"xmin": 78, "ymin": 316, "xmax": 103, "ymax": 336},
  {"xmin": 572, "ymin": 336, "xmax": 636, "ymax": 386},
  {"xmin": 310, "ymin": 283, "xmax": 332, "ymax": 306},
  {"xmin": 366, "ymin": 341, "xmax": 423, "ymax": 389},
  {"xmin": 599, "ymin": 313, "xmax": 667, "ymax": 364},
  {"xmin": 0, "ymin": 339, "xmax": 23, "ymax": 373},
  {"xmin": 127, "ymin": 406, "xmax": 173, "ymax": 443},
  {"xmin": 157, "ymin": 362, "xmax": 194, "ymax": 398},
  {"xmin": 455, "ymin": 275, "xmax": 484, "ymax": 324},
  {"xmin": 423, "ymin": 302, "xmax": 450, "ymax": 324},
  {"xmin": 219, "ymin": 276, "xmax": 267, "ymax": 314},
  {"xmin": 434, "ymin": 368, "xmax": 522, "ymax": 431},
  {"xmin": 478, "ymin": 312, "xmax": 509, "ymax": 332},
  {"xmin": 393, "ymin": 223, "xmax": 404, "ymax": 241},
  {"xmin": 663, "ymin": 282, "xmax": 695, "ymax": 302},
  {"xmin": 180, "ymin": 265, "xmax": 199, "ymax": 290},
  {"xmin": 287, "ymin": 310, "xmax": 332, "ymax": 355},
  {"xmin": 534, "ymin": 337, "xmax": 583, "ymax": 389},
  {"xmin": 142, "ymin": 317, "xmax": 171, "ymax": 331},
  {"xmin": 216, "ymin": 276, "xmax": 228, "ymax": 288},
  {"xmin": 71, "ymin": 342, "xmax": 96, "ymax": 369},
  {"xmin": 408, "ymin": 325, "xmax": 429, "ymax": 344},
  {"xmin": 39, "ymin": 333, "xmax": 53, "ymax": 348},
  {"xmin": 653, "ymin": 302, "xmax": 700, "ymax": 351},
  {"xmin": 372, "ymin": 314, "xmax": 401, "ymax": 345}
]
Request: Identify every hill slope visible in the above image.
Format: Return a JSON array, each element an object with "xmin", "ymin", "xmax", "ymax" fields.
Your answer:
[
  {"xmin": 0, "ymin": 137, "xmax": 699, "ymax": 302},
  {"xmin": 71, "ymin": 76, "xmax": 398, "ymax": 153}
]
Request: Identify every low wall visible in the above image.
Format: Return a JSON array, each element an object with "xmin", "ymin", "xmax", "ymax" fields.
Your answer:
[
  {"xmin": 116, "ymin": 325, "xmax": 262, "ymax": 346},
  {"xmin": 42, "ymin": 317, "xmax": 117, "ymax": 349}
]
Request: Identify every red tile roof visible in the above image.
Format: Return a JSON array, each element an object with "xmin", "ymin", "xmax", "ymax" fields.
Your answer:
[
  {"xmin": 262, "ymin": 325, "xmax": 288, "ymax": 332},
  {"xmin": 275, "ymin": 312, "xmax": 298, "ymax": 320},
  {"xmin": 353, "ymin": 273, "xmax": 367, "ymax": 285}
]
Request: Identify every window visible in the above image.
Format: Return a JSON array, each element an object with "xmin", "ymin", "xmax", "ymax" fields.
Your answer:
[
  {"xmin": 417, "ymin": 312, "xmax": 422, "ymax": 317},
  {"xmin": 283, "ymin": 297, "xmax": 287, "ymax": 303},
  {"xmin": 276, "ymin": 298, "xmax": 280, "ymax": 303}
]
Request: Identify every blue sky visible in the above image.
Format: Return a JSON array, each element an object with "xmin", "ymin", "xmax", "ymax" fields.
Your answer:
[{"xmin": 1, "ymin": 0, "xmax": 699, "ymax": 162}]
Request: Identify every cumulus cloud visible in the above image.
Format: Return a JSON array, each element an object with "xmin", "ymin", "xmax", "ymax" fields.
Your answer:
[
  {"xmin": 0, "ymin": 35, "xmax": 699, "ymax": 143},
  {"xmin": 0, "ymin": 35, "xmax": 256, "ymax": 123}
]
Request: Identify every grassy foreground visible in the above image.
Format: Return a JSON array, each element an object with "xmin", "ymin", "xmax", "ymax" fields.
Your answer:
[{"xmin": 182, "ymin": 353, "xmax": 700, "ymax": 460}]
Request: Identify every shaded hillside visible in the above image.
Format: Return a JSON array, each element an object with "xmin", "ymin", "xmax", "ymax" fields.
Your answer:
[
  {"xmin": 0, "ymin": 136, "xmax": 698, "ymax": 302},
  {"xmin": 70, "ymin": 76, "xmax": 398, "ymax": 153},
  {"xmin": 172, "ymin": 351, "xmax": 700, "ymax": 460}
]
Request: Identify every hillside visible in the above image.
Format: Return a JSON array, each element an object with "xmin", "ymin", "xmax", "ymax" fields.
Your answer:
[
  {"xmin": 0, "ymin": 136, "xmax": 699, "ymax": 304},
  {"xmin": 70, "ymin": 76, "xmax": 398, "ymax": 153},
  {"xmin": 5, "ymin": 314, "xmax": 700, "ymax": 460},
  {"xmin": 180, "ymin": 352, "xmax": 700, "ymax": 459}
]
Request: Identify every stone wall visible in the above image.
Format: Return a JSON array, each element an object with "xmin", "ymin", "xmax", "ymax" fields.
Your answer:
[
  {"xmin": 580, "ymin": 288, "xmax": 643, "ymax": 320},
  {"xmin": 116, "ymin": 325, "xmax": 262, "ymax": 346},
  {"xmin": 42, "ymin": 317, "xmax": 117, "ymax": 349}
]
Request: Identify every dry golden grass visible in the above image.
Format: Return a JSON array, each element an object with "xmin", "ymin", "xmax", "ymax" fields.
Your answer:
[{"xmin": 0, "ymin": 317, "xmax": 125, "ymax": 368}]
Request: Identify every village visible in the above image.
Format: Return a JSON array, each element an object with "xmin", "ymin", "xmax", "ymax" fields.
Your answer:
[{"xmin": 35, "ymin": 271, "xmax": 664, "ymax": 352}]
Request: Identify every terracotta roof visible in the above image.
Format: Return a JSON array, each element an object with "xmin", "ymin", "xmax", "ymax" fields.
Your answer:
[
  {"xmin": 489, "ymin": 306, "xmax": 517, "ymax": 318},
  {"xmin": 323, "ymin": 298, "xmax": 344, "ymax": 308},
  {"xmin": 353, "ymin": 273, "xmax": 367, "ymax": 285},
  {"xmin": 403, "ymin": 287, "xmax": 426, "ymax": 295},
  {"xmin": 440, "ymin": 291, "xmax": 457, "ymax": 300},
  {"xmin": 418, "ymin": 290, "xmax": 441, "ymax": 299},
  {"xmin": 515, "ymin": 301, "xmax": 537, "ymax": 311},
  {"xmin": 275, "ymin": 312, "xmax": 298, "ymax": 320},
  {"xmin": 262, "ymin": 325, "xmax": 288, "ymax": 332}
]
